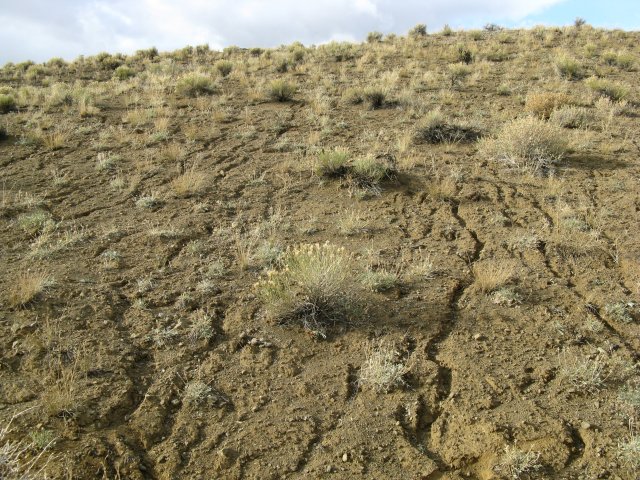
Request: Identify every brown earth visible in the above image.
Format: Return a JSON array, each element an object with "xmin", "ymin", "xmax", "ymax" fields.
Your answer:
[{"xmin": 1, "ymin": 25, "xmax": 639, "ymax": 479}]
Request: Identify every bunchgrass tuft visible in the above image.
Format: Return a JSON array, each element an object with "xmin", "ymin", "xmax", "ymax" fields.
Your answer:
[
  {"xmin": 267, "ymin": 79, "xmax": 296, "ymax": 102},
  {"xmin": 255, "ymin": 242, "xmax": 362, "ymax": 338},
  {"xmin": 479, "ymin": 116, "xmax": 568, "ymax": 172},
  {"xmin": 176, "ymin": 74, "xmax": 216, "ymax": 97},
  {"xmin": 315, "ymin": 148, "xmax": 350, "ymax": 177}
]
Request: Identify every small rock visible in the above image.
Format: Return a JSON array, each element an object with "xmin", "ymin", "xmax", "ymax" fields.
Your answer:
[
  {"xmin": 581, "ymin": 421, "xmax": 591, "ymax": 430},
  {"xmin": 325, "ymin": 465, "xmax": 334, "ymax": 473},
  {"xmin": 473, "ymin": 333, "xmax": 485, "ymax": 341},
  {"xmin": 342, "ymin": 453, "xmax": 349, "ymax": 462}
]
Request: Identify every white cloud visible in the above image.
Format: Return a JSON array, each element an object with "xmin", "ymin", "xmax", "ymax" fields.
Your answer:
[{"xmin": 0, "ymin": 0, "xmax": 565, "ymax": 63}]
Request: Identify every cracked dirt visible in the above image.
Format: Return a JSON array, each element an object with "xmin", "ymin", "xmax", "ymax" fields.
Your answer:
[{"xmin": 1, "ymin": 26, "xmax": 640, "ymax": 479}]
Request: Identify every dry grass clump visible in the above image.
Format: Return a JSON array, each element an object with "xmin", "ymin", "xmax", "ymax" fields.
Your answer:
[
  {"xmin": 337, "ymin": 209, "xmax": 369, "ymax": 236},
  {"xmin": 267, "ymin": 79, "xmax": 296, "ymax": 102},
  {"xmin": 559, "ymin": 350, "xmax": 608, "ymax": 393},
  {"xmin": 0, "ymin": 94, "xmax": 17, "ymax": 113},
  {"xmin": 585, "ymin": 76, "xmax": 629, "ymax": 101},
  {"xmin": 8, "ymin": 270, "xmax": 52, "ymax": 307},
  {"xmin": 602, "ymin": 50, "xmax": 635, "ymax": 70},
  {"xmin": 359, "ymin": 340, "xmax": 409, "ymax": 393},
  {"xmin": 315, "ymin": 148, "xmax": 350, "ymax": 177},
  {"xmin": 471, "ymin": 261, "xmax": 516, "ymax": 294},
  {"xmin": 17, "ymin": 211, "xmax": 55, "ymax": 237},
  {"xmin": 617, "ymin": 426, "xmax": 640, "ymax": 472},
  {"xmin": 362, "ymin": 269, "xmax": 400, "ymax": 292},
  {"xmin": 170, "ymin": 168, "xmax": 206, "ymax": 197},
  {"xmin": 494, "ymin": 446, "xmax": 542, "ymax": 479},
  {"xmin": 315, "ymin": 150, "xmax": 395, "ymax": 193},
  {"xmin": 366, "ymin": 31, "xmax": 383, "ymax": 43},
  {"xmin": 479, "ymin": 116, "xmax": 568, "ymax": 172},
  {"xmin": 524, "ymin": 92, "xmax": 571, "ymax": 119},
  {"xmin": 409, "ymin": 24, "xmax": 427, "ymax": 38},
  {"xmin": 447, "ymin": 63, "xmax": 472, "ymax": 87},
  {"xmin": 176, "ymin": 74, "xmax": 216, "ymax": 97},
  {"xmin": 183, "ymin": 381, "xmax": 213, "ymax": 408},
  {"xmin": 255, "ymin": 243, "xmax": 361, "ymax": 337},
  {"xmin": 549, "ymin": 105, "xmax": 594, "ymax": 129},
  {"xmin": 554, "ymin": 55, "xmax": 584, "ymax": 79},
  {"xmin": 604, "ymin": 302, "xmax": 636, "ymax": 324},
  {"xmin": 214, "ymin": 60, "xmax": 233, "ymax": 77},
  {"xmin": 413, "ymin": 110, "xmax": 481, "ymax": 144},
  {"xmin": 349, "ymin": 155, "xmax": 396, "ymax": 191},
  {"xmin": 0, "ymin": 413, "xmax": 52, "ymax": 479},
  {"xmin": 113, "ymin": 65, "xmax": 135, "ymax": 81},
  {"xmin": 361, "ymin": 87, "xmax": 387, "ymax": 109}
]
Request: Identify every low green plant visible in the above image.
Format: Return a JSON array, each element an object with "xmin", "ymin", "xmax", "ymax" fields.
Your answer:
[
  {"xmin": 17, "ymin": 211, "xmax": 55, "ymax": 236},
  {"xmin": 604, "ymin": 302, "xmax": 635, "ymax": 324},
  {"xmin": 456, "ymin": 44, "xmax": 473, "ymax": 64}
]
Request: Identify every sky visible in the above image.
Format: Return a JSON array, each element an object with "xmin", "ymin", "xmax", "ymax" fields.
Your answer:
[{"xmin": 1, "ymin": 0, "xmax": 638, "ymax": 64}]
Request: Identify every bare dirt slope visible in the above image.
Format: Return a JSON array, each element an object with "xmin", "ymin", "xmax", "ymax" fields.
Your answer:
[{"xmin": 1, "ymin": 25, "xmax": 639, "ymax": 479}]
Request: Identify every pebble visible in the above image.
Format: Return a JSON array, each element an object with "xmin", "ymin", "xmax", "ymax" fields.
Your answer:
[
  {"xmin": 325, "ymin": 465, "xmax": 334, "ymax": 473},
  {"xmin": 342, "ymin": 453, "xmax": 349, "ymax": 462},
  {"xmin": 473, "ymin": 333, "xmax": 485, "ymax": 341},
  {"xmin": 581, "ymin": 421, "xmax": 591, "ymax": 430}
]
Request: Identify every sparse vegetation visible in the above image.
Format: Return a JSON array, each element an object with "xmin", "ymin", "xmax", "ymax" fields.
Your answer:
[
  {"xmin": 408, "ymin": 24, "xmax": 427, "ymax": 38},
  {"xmin": 359, "ymin": 340, "xmax": 408, "ymax": 393},
  {"xmin": 215, "ymin": 60, "xmax": 233, "ymax": 77},
  {"xmin": 413, "ymin": 109, "xmax": 481, "ymax": 144},
  {"xmin": 471, "ymin": 261, "xmax": 515, "ymax": 294},
  {"xmin": 267, "ymin": 79, "xmax": 296, "ymax": 102},
  {"xmin": 524, "ymin": 92, "xmax": 571, "ymax": 119},
  {"xmin": 479, "ymin": 116, "xmax": 568, "ymax": 172},
  {"xmin": 362, "ymin": 269, "xmax": 400, "ymax": 292},
  {"xmin": 113, "ymin": 65, "xmax": 135, "ymax": 80},
  {"xmin": 494, "ymin": 446, "xmax": 542, "ymax": 479},
  {"xmin": 171, "ymin": 168, "xmax": 207, "ymax": 197},
  {"xmin": 8, "ymin": 270, "xmax": 52, "ymax": 307},
  {"xmin": 176, "ymin": 73, "xmax": 216, "ymax": 97},
  {"xmin": 559, "ymin": 350, "xmax": 608, "ymax": 393},
  {"xmin": 0, "ymin": 21, "xmax": 639, "ymax": 479},
  {"xmin": 554, "ymin": 55, "xmax": 584, "ymax": 79},
  {"xmin": 315, "ymin": 148, "xmax": 350, "ymax": 177},
  {"xmin": 585, "ymin": 76, "xmax": 629, "ymax": 101},
  {"xmin": 255, "ymin": 243, "xmax": 361, "ymax": 337},
  {"xmin": 0, "ymin": 94, "xmax": 17, "ymax": 113}
]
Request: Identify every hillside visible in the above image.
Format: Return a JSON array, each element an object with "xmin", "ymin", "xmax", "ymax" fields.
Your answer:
[{"xmin": 1, "ymin": 24, "xmax": 639, "ymax": 479}]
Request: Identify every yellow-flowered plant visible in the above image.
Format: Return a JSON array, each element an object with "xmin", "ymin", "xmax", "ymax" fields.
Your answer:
[{"xmin": 255, "ymin": 242, "xmax": 360, "ymax": 337}]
